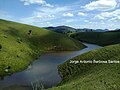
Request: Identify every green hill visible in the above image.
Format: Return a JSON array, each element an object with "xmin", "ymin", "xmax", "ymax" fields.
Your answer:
[
  {"xmin": 0, "ymin": 19, "xmax": 85, "ymax": 76},
  {"xmin": 45, "ymin": 26, "xmax": 76, "ymax": 34},
  {"xmin": 50, "ymin": 44, "xmax": 120, "ymax": 90},
  {"xmin": 70, "ymin": 32, "xmax": 120, "ymax": 46}
]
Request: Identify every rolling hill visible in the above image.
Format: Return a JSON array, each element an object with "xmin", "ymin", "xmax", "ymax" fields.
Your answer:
[
  {"xmin": 70, "ymin": 32, "xmax": 120, "ymax": 46},
  {"xmin": 45, "ymin": 26, "xmax": 76, "ymax": 34},
  {"xmin": 50, "ymin": 44, "xmax": 120, "ymax": 90},
  {"xmin": 0, "ymin": 19, "xmax": 86, "ymax": 76}
]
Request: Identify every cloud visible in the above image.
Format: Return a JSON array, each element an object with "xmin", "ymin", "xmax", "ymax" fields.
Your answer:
[
  {"xmin": 36, "ymin": 6, "xmax": 69, "ymax": 14},
  {"xmin": 109, "ymin": 16, "xmax": 120, "ymax": 22},
  {"xmin": 82, "ymin": 0, "xmax": 117, "ymax": 11},
  {"xmin": 20, "ymin": 11, "xmax": 55, "ymax": 25},
  {"xmin": 20, "ymin": 0, "xmax": 54, "ymax": 7},
  {"xmin": 94, "ymin": 15, "xmax": 105, "ymax": 20},
  {"xmin": 0, "ymin": 10, "xmax": 13, "ymax": 20},
  {"xmin": 78, "ymin": 12, "xmax": 86, "ymax": 16},
  {"xmin": 40, "ymin": 22, "xmax": 53, "ymax": 26},
  {"xmin": 20, "ymin": 0, "xmax": 45, "ymax": 5},
  {"xmin": 84, "ymin": 20, "xmax": 89, "ymax": 22},
  {"xmin": 20, "ymin": 6, "xmax": 71, "ymax": 25},
  {"xmin": 94, "ymin": 9, "xmax": 120, "ymax": 20},
  {"xmin": 65, "ymin": 19, "xmax": 74, "ymax": 23},
  {"xmin": 34, "ymin": 11, "xmax": 55, "ymax": 18},
  {"xmin": 44, "ymin": 3, "xmax": 54, "ymax": 7},
  {"xmin": 63, "ymin": 12, "xmax": 74, "ymax": 17}
]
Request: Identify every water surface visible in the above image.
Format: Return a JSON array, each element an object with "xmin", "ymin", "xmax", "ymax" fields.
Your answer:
[{"xmin": 0, "ymin": 43, "xmax": 102, "ymax": 90}]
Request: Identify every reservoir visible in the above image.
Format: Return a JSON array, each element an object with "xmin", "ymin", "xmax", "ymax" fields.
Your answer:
[{"xmin": 0, "ymin": 43, "xmax": 101, "ymax": 90}]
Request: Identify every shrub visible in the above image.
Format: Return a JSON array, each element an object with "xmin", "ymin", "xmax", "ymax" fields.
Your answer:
[
  {"xmin": 3, "ymin": 35, "xmax": 7, "ymax": 38},
  {"xmin": 0, "ymin": 44, "xmax": 2, "ymax": 49},
  {"xmin": 17, "ymin": 37, "xmax": 22, "ymax": 44}
]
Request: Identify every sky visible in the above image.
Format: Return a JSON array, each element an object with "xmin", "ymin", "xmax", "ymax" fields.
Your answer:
[{"xmin": 0, "ymin": 0, "xmax": 120, "ymax": 29}]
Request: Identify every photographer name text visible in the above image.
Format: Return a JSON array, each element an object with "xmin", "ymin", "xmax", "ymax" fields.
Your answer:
[{"xmin": 70, "ymin": 60, "xmax": 120, "ymax": 64}]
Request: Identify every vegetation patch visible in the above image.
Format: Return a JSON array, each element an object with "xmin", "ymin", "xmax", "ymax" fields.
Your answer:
[
  {"xmin": 50, "ymin": 44, "xmax": 120, "ymax": 90},
  {"xmin": 70, "ymin": 32, "xmax": 120, "ymax": 46}
]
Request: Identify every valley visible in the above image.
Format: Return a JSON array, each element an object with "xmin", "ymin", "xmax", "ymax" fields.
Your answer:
[{"xmin": 0, "ymin": 19, "xmax": 120, "ymax": 90}]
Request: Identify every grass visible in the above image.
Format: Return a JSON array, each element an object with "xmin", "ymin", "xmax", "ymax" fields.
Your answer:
[
  {"xmin": 70, "ymin": 32, "xmax": 120, "ymax": 46},
  {"xmin": 31, "ymin": 80, "xmax": 44, "ymax": 90},
  {"xmin": 0, "ymin": 19, "xmax": 86, "ymax": 76},
  {"xmin": 50, "ymin": 44, "xmax": 120, "ymax": 90}
]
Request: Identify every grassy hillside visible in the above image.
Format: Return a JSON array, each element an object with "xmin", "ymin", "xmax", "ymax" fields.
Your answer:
[
  {"xmin": 50, "ymin": 44, "xmax": 120, "ymax": 90},
  {"xmin": 0, "ymin": 19, "xmax": 85, "ymax": 76},
  {"xmin": 70, "ymin": 32, "xmax": 120, "ymax": 46}
]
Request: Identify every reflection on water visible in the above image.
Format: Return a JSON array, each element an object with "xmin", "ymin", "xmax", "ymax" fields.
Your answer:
[{"xmin": 0, "ymin": 43, "xmax": 102, "ymax": 90}]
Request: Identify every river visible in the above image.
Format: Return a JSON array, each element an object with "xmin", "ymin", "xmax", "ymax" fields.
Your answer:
[{"xmin": 0, "ymin": 43, "xmax": 102, "ymax": 90}]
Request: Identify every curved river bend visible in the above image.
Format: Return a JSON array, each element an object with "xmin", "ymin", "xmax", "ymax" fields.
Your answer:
[{"xmin": 0, "ymin": 43, "xmax": 101, "ymax": 90}]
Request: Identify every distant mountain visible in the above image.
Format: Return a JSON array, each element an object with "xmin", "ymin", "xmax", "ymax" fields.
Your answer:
[
  {"xmin": 46, "ymin": 26, "xmax": 109, "ymax": 34},
  {"xmin": 76, "ymin": 28, "xmax": 95, "ymax": 32},
  {"xmin": 45, "ymin": 26, "xmax": 76, "ymax": 34},
  {"xmin": 76, "ymin": 28, "xmax": 108, "ymax": 32},
  {"xmin": 108, "ymin": 29, "xmax": 120, "ymax": 32},
  {"xmin": 95, "ymin": 29, "xmax": 108, "ymax": 32}
]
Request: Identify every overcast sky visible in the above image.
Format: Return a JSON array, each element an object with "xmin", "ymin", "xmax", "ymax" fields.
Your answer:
[{"xmin": 0, "ymin": 0, "xmax": 120, "ymax": 29}]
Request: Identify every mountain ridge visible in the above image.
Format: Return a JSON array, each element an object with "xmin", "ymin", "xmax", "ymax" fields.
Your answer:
[{"xmin": 45, "ymin": 26, "xmax": 113, "ymax": 33}]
